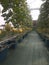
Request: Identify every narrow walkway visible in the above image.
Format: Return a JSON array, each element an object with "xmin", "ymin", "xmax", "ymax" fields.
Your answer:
[{"xmin": 1, "ymin": 31, "xmax": 49, "ymax": 65}]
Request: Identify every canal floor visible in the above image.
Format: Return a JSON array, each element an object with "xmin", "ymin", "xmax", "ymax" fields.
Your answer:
[{"xmin": 1, "ymin": 31, "xmax": 49, "ymax": 65}]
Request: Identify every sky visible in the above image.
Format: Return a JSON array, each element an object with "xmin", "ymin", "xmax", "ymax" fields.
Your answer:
[
  {"xmin": 27, "ymin": 0, "xmax": 43, "ymax": 20},
  {"xmin": 0, "ymin": 5, "xmax": 5, "ymax": 25},
  {"xmin": 0, "ymin": 0, "xmax": 43, "ymax": 25}
]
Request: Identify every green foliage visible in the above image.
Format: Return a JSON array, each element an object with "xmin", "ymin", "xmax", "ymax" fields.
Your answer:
[
  {"xmin": 37, "ymin": 0, "xmax": 49, "ymax": 33},
  {"xmin": 0, "ymin": 0, "xmax": 33, "ymax": 28},
  {"xmin": 0, "ymin": 0, "xmax": 33, "ymax": 41}
]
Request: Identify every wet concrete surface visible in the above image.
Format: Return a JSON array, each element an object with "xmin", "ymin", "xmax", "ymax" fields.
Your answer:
[{"xmin": 0, "ymin": 31, "xmax": 49, "ymax": 65}]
